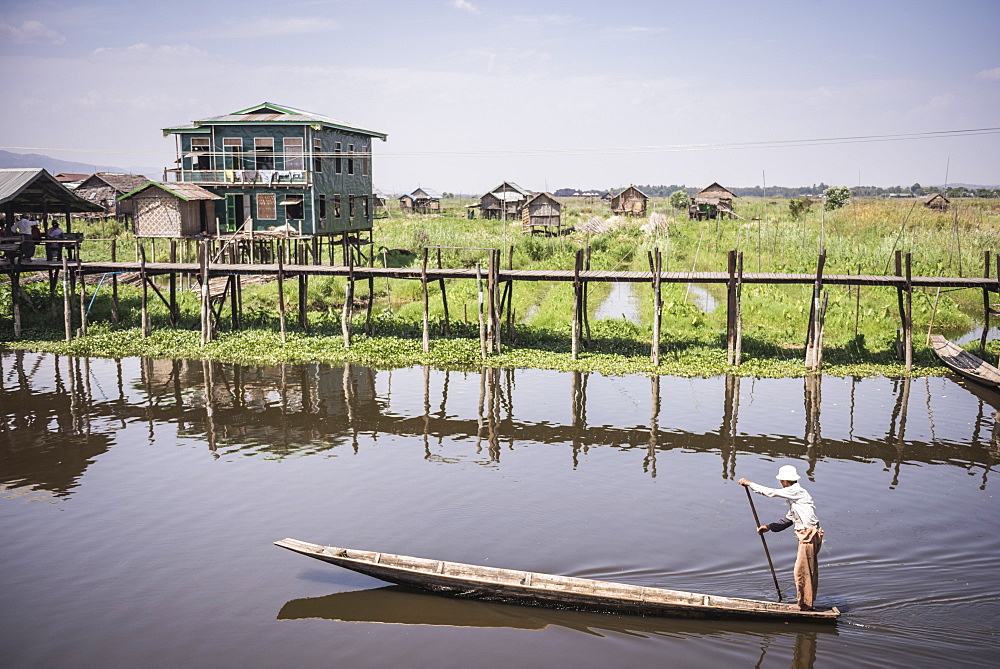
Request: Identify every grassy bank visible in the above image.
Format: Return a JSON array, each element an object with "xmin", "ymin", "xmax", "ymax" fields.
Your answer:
[{"xmin": 2, "ymin": 195, "xmax": 998, "ymax": 377}]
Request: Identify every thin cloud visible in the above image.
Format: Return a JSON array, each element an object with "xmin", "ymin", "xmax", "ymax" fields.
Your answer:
[
  {"xmin": 0, "ymin": 20, "xmax": 66, "ymax": 45},
  {"xmin": 227, "ymin": 16, "xmax": 340, "ymax": 38},
  {"xmin": 92, "ymin": 43, "xmax": 207, "ymax": 59},
  {"xmin": 975, "ymin": 67, "xmax": 1000, "ymax": 81},
  {"xmin": 450, "ymin": 0, "xmax": 481, "ymax": 14}
]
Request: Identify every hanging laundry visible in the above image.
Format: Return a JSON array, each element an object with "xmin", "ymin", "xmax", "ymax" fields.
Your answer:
[
  {"xmin": 224, "ymin": 170, "xmax": 234, "ymax": 182},
  {"xmin": 260, "ymin": 170, "xmax": 276, "ymax": 185},
  {"xmin": 243, "ymin": 170, "xmax": 258, "ymax": 183}
]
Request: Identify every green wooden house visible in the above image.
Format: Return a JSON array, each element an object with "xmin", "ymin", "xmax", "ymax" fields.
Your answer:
[{"xmin": 162, "ymin": 102, "xmax": 387, "ymax": 241}]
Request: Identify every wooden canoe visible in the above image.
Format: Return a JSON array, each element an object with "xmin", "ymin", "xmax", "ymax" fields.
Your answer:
[
  {"xmin": 275, "ymin": 538, "xmax": 840, "ymax": 622},
  {"xmin": 930, "ymin": 335, "xmax": 1000, "ymax": 390}
]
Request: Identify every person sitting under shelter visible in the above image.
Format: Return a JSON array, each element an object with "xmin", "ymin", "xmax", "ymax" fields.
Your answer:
[
  {"xmin": 46, "ymin": 221, "xmax": 64, "ymax": 261},
  {"xmin": 14, "ymin": 215, "xmax": 38, "ymax": 262}
]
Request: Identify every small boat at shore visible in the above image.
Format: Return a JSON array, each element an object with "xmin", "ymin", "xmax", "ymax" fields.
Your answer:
[
  {"xmin": 930, "ymin": 335, "xmax": 1000, "ymax": 391},
  {"xmin": 275, "ymin": 538, "xmax": 840, "ymax": 622}
]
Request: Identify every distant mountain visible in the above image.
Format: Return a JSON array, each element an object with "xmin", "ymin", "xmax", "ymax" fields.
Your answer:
[{"xmin": 0, "ymin": 150, "xmax": 161, "ymax": 180}]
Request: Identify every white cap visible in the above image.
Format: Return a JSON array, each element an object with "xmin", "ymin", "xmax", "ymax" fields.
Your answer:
[{"xmin": 776, "ymin": 465, "xmax": 800, "ymax": 481}]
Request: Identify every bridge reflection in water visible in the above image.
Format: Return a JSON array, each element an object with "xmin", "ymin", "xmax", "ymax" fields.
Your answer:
[{"xmin": 2, "ymin": 352, "xmax": 997, "ymax": 500}]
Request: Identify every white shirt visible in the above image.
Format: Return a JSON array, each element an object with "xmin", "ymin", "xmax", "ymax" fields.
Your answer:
[
  {"xmin": 15, "ymin": 218, "xmax": 37, "ymax": 235},
  {"xmin": 748, "ymin": 481, "xmax": 820, "ymax": 530}
]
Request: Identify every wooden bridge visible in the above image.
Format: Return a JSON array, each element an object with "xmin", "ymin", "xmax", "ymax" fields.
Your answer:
[{"xmin": 3, "ymin": 245, "xmax": 998, "ymax": 373}]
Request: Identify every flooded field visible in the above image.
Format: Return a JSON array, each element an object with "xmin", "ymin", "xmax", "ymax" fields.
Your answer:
[{"xmin": 1, "ymin": 352, "xmax": 998, "ymax": 667}]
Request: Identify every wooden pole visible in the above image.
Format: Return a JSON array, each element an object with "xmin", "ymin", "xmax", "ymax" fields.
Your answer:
[
  {"xmin": 904, "ymin": 252, "xmax": 913, "ymax": 371},
  {"xmin": 77, "ymin": 256, "xmax": 87, "ymax": 337},
  {"xmin": 477, "ymin": 262, "xmax": 487, "ymax": 359},
  {"xmin": 169, "ymin": 239, "xmax": 178, "ymax": 327},
  {"xmin": 584, "ymin": 245, "xmax": 592, "ymax": 348},
  {"xmin": 438, "ymin": 247, "xmax": 450, "ymax": 335},
  {"xmin": 487, "ymin": 249, "xmax": 496, "ymax": 353},
  {"xmin": 894, "ymin": 250, "xmax": 906, "ymax": 361},
  {"xmin": 506, "ymin": 245, "xmax": 514, "ymax": 343},
  {"xmin": 651, "ymin": 247, "xmax": 662, "ymax": 365},
  {"xmin": 278, "ymin": 240, "xmax": 287, "ymax": 343},
  {"xmin": 298, "ymin": 242, "xmax": 308, "ymax": 331},
  {"xmin": 744, "ymin": 486, "xmax": 784, "ymax": 602},
  {"xmin": 572, "ymin": 249, "xmax": 582, "ymax": 361},
  {"xmin": 805, "ymin": 250, "xmax": 826, "ymax": 370},
  {"xmin": 62, "ymin": 255, "xmax": 71, "ymax": 341},
  {"xmin": 421, "ymin": 247, "xmax": 430, "ymax": 353},
  {"xmin": 727, "ymin": 249, "xmax": 737, "ymax": 365},
  {"xmin": 365, "ymin": 250, "xmax": 374, "ymax": 335},
  {"xmin": 200, "ymin": 240, "xmax": 210, "ymax": 344},
  {"xmin": 11, "ymin": 260, "xmax": 21, "ymax": 338},
  {"xmin": 981, "ymin": 251, "xmax": 992, "ymax": 359},
  {"xmin": 140, "ymin": 243, "xmax": 150, "ymax": 337}
]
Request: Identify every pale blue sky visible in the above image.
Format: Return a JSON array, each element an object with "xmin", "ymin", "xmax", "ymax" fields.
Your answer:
[{"xmin": 1, "ymin": 0, "xmax": 998, "ymax": 193}]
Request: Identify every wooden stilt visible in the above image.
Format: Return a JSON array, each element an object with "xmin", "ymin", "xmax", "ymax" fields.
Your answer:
[
  {"xmin": 342, "ymin": 241, "xmax": 354, "ymax": 347},
  {"xmin": 727, "ymin": 249, "xmax": 737, "ymax": 365},
  {"xmin": 805, "ymin": 250, "xmax": 827, "ymax": 370},
  {"xmin": 365, "ymin": 251, "xmax": 374, "ymax": 335},
  {"xmin": 981, "ymin": 251, "xmax": 992, "ymax": 360},
  {"xmin": 169, "ymin": 239, "xmax": 178, "ymax": 327},
  {"xmin": 62, "ymin": 255, "xmax": 71, "ymax": 341},
  {"xmin": 477, "ymin": 263, "xmax": 487, "ymax": 358},
  {"xmin": 584, "ymin": 245, "xmax": 592, "ymax": 348},
  {"xmin": 651, "ymin": 248, "xmax": 662, "ymax": 365},
  {"xmin": 298, "ymin": 243, "xmax": 308, "ymax": 331},
  {"xmin": 77, "ymin": 257, "xmax": 87, "ymax": 337},
  {"xmin": 11, "ymin": 261, "xmax": 21, "ymax": 337},
  {"xmin": 140, "ymin": 243, "xmax": 150, "ymax": 337},
  {"xmin": 572, "ymin": 249, "xmax": 582, "ymax": 360},
  {"xmin": 422, "ymin": 247, "xmax": 430, "ymax": 353},
  {"xmin": 278, "ymin": 241, "xmax": 287, "ymax": 343},
  {"xmin": 486, "ymin": 250, "xmax": 496, "ymax": 353},
  {"xmin": 894, "ymin": 250, "xmax": 905, "ymax": 361},
  {"xmin": 438, "ymin": 248, "xmax": 450, "ymax": 335}
]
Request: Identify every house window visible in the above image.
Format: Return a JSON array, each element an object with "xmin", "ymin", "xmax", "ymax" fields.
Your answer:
[
  {"xmin": 313, "ymin": 138, "xmax": 323, "ymax": 173},
  {"xmin": 362, "ymin": 141, "xmax": 369, "ymax": 175},
  {"xmin": 363, "ymin": 196, "xmax": 369, "ymax": 219},
  {"xmin": 283, "ymin": 196, "xmax": 303, "ymax": 220},
  {"xmin": 254, "ymin": 137, "xmax": 274, "ymax": 170},
  {"xmin": 283, "ymin": 138, "xmax": 304, "ymax": 170},
  {"xmin": 349, "ymin": 195, "xmax": 355, "ymax": 217},
  {"xmin": 333, "ymin": 195, "xmax": 341, "ymax": 218},
  {"xmin": 191, "ymin": 137, "xmax": 211, "ymax": 170},
  {"xmin": 347, "ymin": 144, "xmax": 355, "ymax": 175},
  {"xmin": 335, "ymin": 142, "xmax": 342, "ymax": 174},
  {"xmin": 223, "ymin": 138, "xmax": 243, "ymax": 170},
  {"xmin": 257, "ymin": 193, "xmax": 276, "ymax": 219},
  {"xmin": 319, "ymin": 194, "xmax": 327, "ymax": 219}
]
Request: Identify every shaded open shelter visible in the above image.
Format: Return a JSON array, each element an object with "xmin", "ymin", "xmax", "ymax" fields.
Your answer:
[
  {"xmin": 120, "ymin": 182, "xmax": 223, "ymax": 238},
  {"xmin": 521, "ymin": 192, "xmax": 562, "ymax": 234},
  {"xmin": 689, "ymin": 182, "xmax": 736, "ymax": 220},
  {"xmin": 609, "ymin": 185, "xmax": 649, "ymax": 217},
  {"xmin": 398, "ymin": 187, "xmax": 441, "ymax": 214},
  {"xmin": 75, "ymin": 173, "xmax": 152, "ymax": 220},
  {"xmin": 924, "ymin": 193, "xmax": 950, "ymax": 211},
  {"xmin": 0, "ymin": 168, "xmax": 103, "ymax": 234},
  {"xmin": 479, "ymin": 182, "xmax": 531, "ymax": 220}
]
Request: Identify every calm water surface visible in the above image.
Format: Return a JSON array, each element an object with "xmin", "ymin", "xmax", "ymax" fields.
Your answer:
[{"xmin": 1, "ymin": 352, "xmax": 998, "ymax": 668}]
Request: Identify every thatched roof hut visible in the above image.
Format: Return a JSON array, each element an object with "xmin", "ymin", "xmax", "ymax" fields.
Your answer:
[
  {"xmin": 521, "ymin": 192, "xmax": 562, "ymax": 234},
  {"xmin": 924, "ymin": 193, "xmax": 950, "ymax": 211},
  {"xmin": 609, "ymin": 185, "xmax": 648, "ymax": 216},
  {"xmin": 689, "ymin": 182, "xmax": 737, "ymax": 220},
  {"xmin": 120, "ymin": 182, "xmax": 222, "ymax": 238},
  {"xmin": 75, "ymin": 173, "xmax": 152, "ymax": 219}
]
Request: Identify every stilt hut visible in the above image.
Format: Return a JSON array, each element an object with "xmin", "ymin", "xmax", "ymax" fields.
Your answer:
[
  {"xmin": 609, "ymin": 185, "xmax": 649, "ymax": 217},
  {"xmin": 120, "ymin": 182, "xmax": 223, "ymax": 238},
  {"xmin": 75, "ymin": 173, "xmax": 152, "ymax": 220},
  {"xmin": 521, "ymin": 192, "xmax": 562, "ymax": 234},
  {"xmin": 689, "ymin": 182, "xmax": 737, "ymax": 220},
  {"xmin": 479, "ymin": 182, "xmax": 531, "ymax": 220},
  {"xmin": 399, "ymin": 187, "xmax": 441, "ymax": 214},
  {"xmin": 924, "ymin": 193, "xmax": 949, "ymax": 211}
]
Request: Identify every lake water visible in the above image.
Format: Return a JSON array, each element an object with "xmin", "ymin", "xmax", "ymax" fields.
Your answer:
[{"xmin": 1, "ymin": 352, "xmax": 998, "ymax": 668}]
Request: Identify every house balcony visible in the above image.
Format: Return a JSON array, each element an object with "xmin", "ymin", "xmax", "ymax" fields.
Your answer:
[{"xmin": 164, "ymin": 168, "xmax": 313, "ymax": 187}]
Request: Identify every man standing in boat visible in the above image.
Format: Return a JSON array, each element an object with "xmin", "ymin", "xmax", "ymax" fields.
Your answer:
[{"xmin": 738, "ymin": 465, "xmax": 823, "ymax": 611}]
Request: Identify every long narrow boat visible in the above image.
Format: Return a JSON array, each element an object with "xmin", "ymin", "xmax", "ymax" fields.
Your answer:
[
  {"xmin": 930, "ymin": 335, "xmax": 1000, "ymax": 391},
  {"xmin": 275, "ymin": 538, "xmax": 840, "ymax": 622}
]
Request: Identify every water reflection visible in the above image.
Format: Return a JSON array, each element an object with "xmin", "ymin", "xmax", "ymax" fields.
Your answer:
[
  {"xmin": 278, "ymin": 585, "xmax": 835, "ymax": 668},
  {"xmin": 1, "ymin": 353, "xmax": 997, "ymax": 500}
]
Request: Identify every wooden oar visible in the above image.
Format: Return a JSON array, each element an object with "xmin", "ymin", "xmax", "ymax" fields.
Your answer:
[{"xmin": 744, "ymin": 486, "xmax": 783, "ymax": 601}]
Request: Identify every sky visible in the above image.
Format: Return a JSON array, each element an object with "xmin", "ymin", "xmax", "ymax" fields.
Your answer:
[{"xmin": 1, "ymin": 0, "xmax": 998, "ymax": 194}]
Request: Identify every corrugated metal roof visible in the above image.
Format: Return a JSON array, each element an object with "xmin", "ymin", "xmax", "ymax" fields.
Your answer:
[
  {"xmin": 0, "ymin": 168, "xmax": 104, "ymax": 211},
  {"xmin": 77, "ymin": 173, "xmax": 151, "ymax": 194},
  {"xmin": 165, "ymin": 102, "xmax": 387, "ymax": 140}
]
